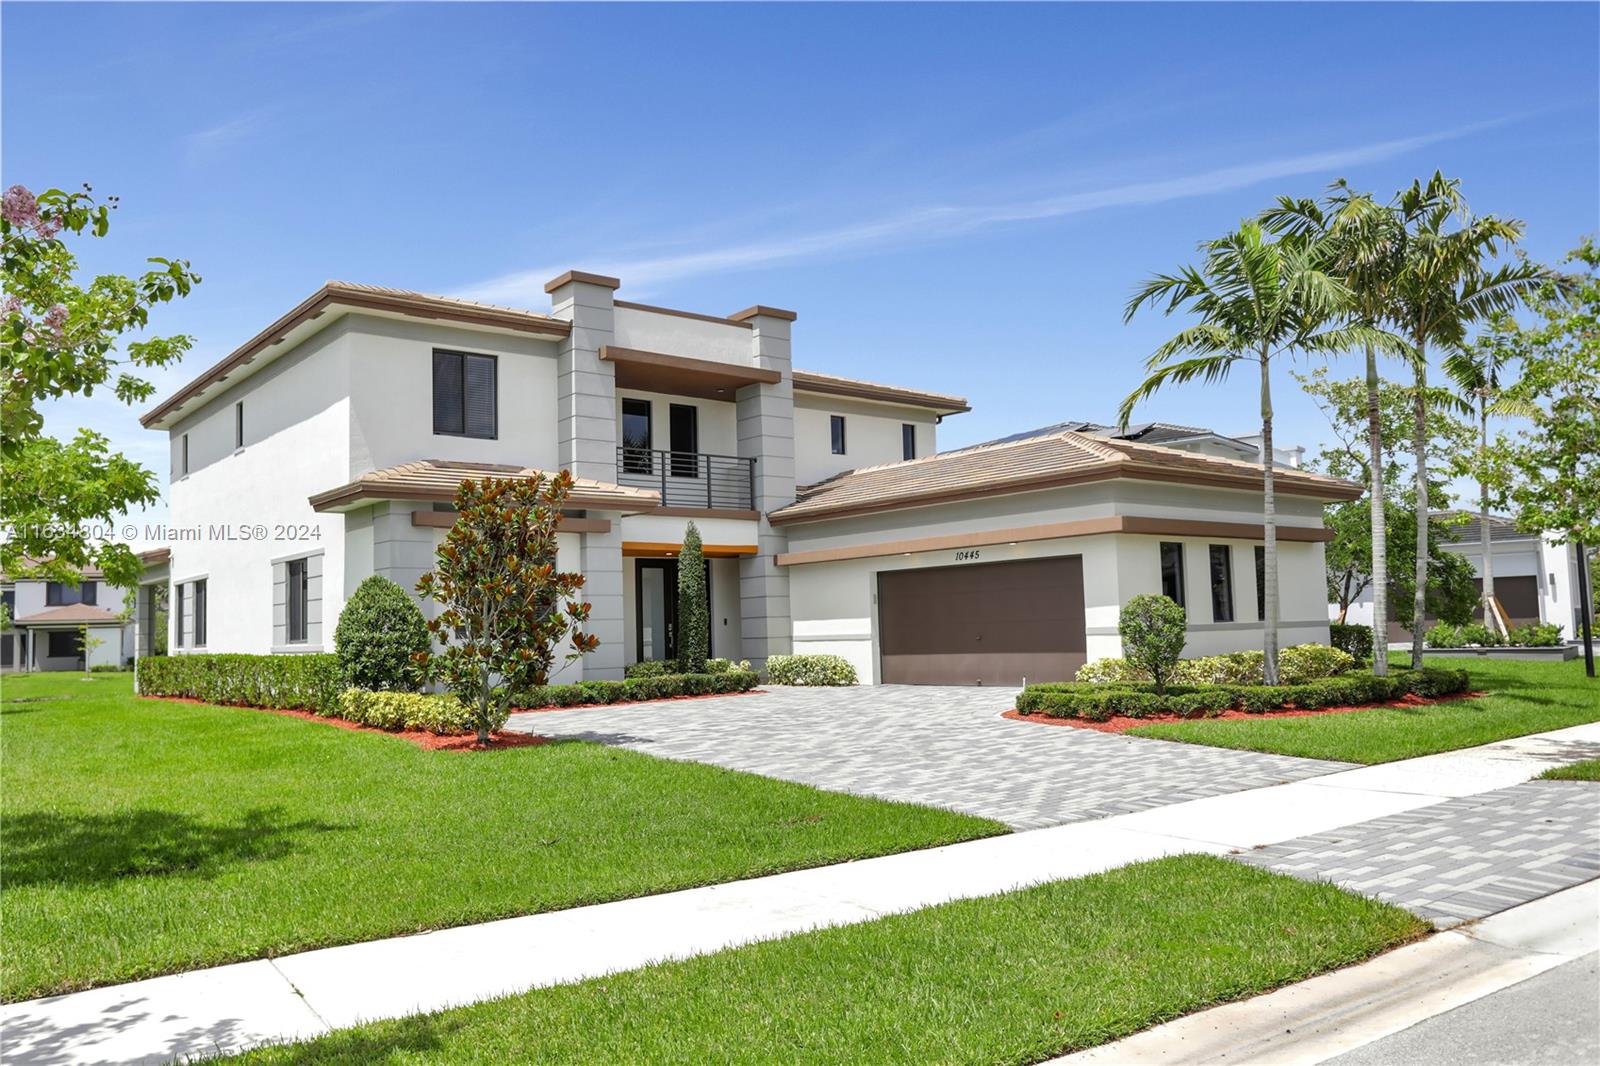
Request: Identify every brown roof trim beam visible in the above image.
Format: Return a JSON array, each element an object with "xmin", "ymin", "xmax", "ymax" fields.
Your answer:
[
  {"xmin": 727, "ymin": 305, "xmax": 798, "ymax": 322},
  {"xmin": 141, "ymin": 282, "xmax": 571, "ymax": 428},
  {"xmin": 623, "ymin": 541, "xmax": 759, "ymax": 559},
  {"xmin": 544, "ymin": 270, "xmax": 622, "ymax": 293},
  {"xmin": 599, "ymin": 346, "xmax": 780, "ymax": 400},
  {"xmin": 776, "ymin": 515, "xmax": 1332, "ymax": 567},
  {"xmin": 790, "ymin": 370, "xmax": 971, "ymax": 415}
]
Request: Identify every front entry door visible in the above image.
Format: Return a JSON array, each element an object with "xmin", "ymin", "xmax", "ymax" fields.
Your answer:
[{"xmin": 635, "ymin": 558, "xmax": 715, "ymax": 663}]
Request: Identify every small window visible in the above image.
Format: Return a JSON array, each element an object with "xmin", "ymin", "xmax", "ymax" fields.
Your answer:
[
  {"xmin": 1209, "ymin": 545, "xmax": 1234, "ymax": 623},
  {"xmin": 621, "ymin": 399, "xmax": 653, "ymax": 474},
  {"xmin": 287, "ymin": 558, "xmax": 308, "ymax": 644},
  {"xmin": 1159, "ymin": 542, "xmax": 1186, "ymax": 607},
  {"xmin": 45, "ymin": 581, "xmax": 96, "ymax": 606},
  {"xmin": 1255, "ymin": 546, "xmax": 1267, "ymax": 622},
  {"xmin": 192, "ymin": 579, "xmax": 208, "ymax": 647},
  {"xmin": 902, "ymin": 423, "xmax": 916, "ymax": 461},
  {"xmin": 181, "ymin": 433, "xmax": 189, "ymax": 475},
  {"xmin": 174, "ymin": 582, "xmax": 186, "ymax": 647},
  {"xmin": 235, "ymin": 401, "xmax": 244, "ymax": 449},
  {"xmin": 48, "ymin": 630, "xmax": 82, "ymax": 659},
  {"xmin": 432, "ymin": 349, "xmax": 497, "ymax": 438},
  {"xmin": 669, "ymin": 404, "xmax": 698, "ymax": 478},
  {"xmin": 830, "ymin": 415, "xmax": 846, "ymax": 455}
]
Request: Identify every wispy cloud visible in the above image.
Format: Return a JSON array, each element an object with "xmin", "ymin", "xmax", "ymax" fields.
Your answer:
[
  {"xmin": 182, "ymin": 108, "xmax": 274, "ymax": 163},
  {"xmin": 455, "ymin": 122, "xmax": 1493, "ymax": 305}
]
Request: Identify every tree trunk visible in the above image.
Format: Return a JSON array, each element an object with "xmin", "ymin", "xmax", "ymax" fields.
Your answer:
[
  {"xmin": 1410, "ymin": 347, "xmax": 1429, "ymax": 669},
  {"xmin": 1366, "ymin": 343, "xmax": 1389, "ymax": 676},
  {"xmin": 1479, "ymin": 402, "xmax": 1499, "ymax": 636},
  {"xmin": 477, "ymin": 664, "xmax": 492, "ymax": 746},
  {"xmin": 1261, "ymin": 353, "xmax": 1280, "ymax": 686}
]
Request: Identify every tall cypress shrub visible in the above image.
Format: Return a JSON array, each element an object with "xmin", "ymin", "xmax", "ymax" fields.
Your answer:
[{"xmin": 677, "ymin": 522, "xmax": 709, "ymax": 673}]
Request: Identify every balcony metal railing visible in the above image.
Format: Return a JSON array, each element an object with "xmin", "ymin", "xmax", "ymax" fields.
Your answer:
[{"xmin": 616, "ymin": 447, "xmax": 756, "ymax": 510}]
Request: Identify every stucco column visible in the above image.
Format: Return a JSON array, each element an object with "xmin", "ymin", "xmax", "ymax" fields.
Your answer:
[
  {"xmin": 579, "ymin": 517, "xmax": 625, "ymax": 680},
  {"xmin": 545, "ymin": 271, "xmax": 619, "ymax": 485},
  {"xmin": 731, "ymin": 305, "xmax": 797, "ymax": 671}
]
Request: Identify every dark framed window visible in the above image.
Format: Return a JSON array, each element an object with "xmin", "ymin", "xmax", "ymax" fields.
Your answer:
[
  {"xmin": 1, "ymin": 590, "xmax": 13, "ymax": 620},
  {"xmin": 235, "ymin": 401, "xmax": 245, "ymax": 449},
  {"xmin": 287, "ymin": 558, "xmax": 308, "ymax": 643},
  {"xmin": 192, "ymin": 579, "xmax": 208, "ymax": 647},
  {"xmin": 830, "ymin": 415, "xmax": 846, "ymax": 455},
  {"xmin": 1209, "ymin": 545, "xmax": 1234, "ymax": 623},
  {"xmin": 1254, "ymin": 545, "xmax": 1266, "ymax": 621},
  {"xmin": 902, "ymin": 423, "xmax": 916, "ymax": 461},
  {"xmin": 48, "ymin": 630, "xmax": 82, "ymax": 658},
  {"xmin": 45, "ymin": 581, "xmax": 97, "ymax": 606},
  {"xmin": 181, "ymin": 433, "xmax": 189, "ymax": 475},
  {"xmin": 175, "ymin": 582, "xmax": 186, "ymax": 647},
  {"xmin": 432, "ymin": 349, "xmax": 497, "ymax": 438},
  {"xmin": 1159, "ymin": 542, "xmax": 1186, "ymax": 607},
  {"xmin": 621, "ymin": 399, "xmax": 653, "ymax": 474},
  {"xmin": 669, "ymin": 403, "xmax": 698, "ymax": 478}
]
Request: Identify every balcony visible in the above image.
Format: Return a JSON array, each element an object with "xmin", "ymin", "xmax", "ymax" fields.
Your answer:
[{"xmin": 616, "ymin": 447, "xmax": 755, "ymax": 511}]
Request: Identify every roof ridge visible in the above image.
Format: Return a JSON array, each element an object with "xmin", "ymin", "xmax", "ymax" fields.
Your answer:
[{"xmin": 325, "ymin": 280, "xmax": 558, "ymax": 321}]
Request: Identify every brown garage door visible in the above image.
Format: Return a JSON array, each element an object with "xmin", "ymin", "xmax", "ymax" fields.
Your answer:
[
  {"xmin": 877, "ymin": 556, "xmax": 1086, "ymax": 685},
  {"xmin": 1474, "ymin": 576, "xmax": 1541, "ymax": 626}
]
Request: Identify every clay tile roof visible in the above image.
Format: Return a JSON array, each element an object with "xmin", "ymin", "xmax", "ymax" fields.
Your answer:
[
  {"xmin": 308, "ymin": 459, "xmax": 661, "ymax": 513},
  {"xmin": 789, "ymin": 370, "xmax": 970, "ymax": 415},
  {"xmin": 769, "ymin": 430, "xmax": 1360, "ymax": 525},
  {"xmin": 13, "ymin": 603, "xmax": 123, "ymax": 626}
]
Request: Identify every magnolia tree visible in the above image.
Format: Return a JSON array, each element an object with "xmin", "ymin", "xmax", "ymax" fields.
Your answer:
[
  {"xmin": 2, "ymin": 184, "xmax": 200, "ymax": 587},
  {"xmin": 416, "ymin": 472, "xmax": 599, "ymax": 743},
  {"xmin": 1119, "ymin": 594, "xmax": 1188, "ymax": 694}
]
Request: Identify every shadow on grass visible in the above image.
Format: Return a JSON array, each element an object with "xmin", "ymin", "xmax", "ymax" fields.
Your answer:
[
  {"xmin": 247, "ymin": 1016, "xmax": 463, "ymax": 1064},
  {"xmin": 1, "ymin": 807, "xmax": 351, "ymax": 888}
]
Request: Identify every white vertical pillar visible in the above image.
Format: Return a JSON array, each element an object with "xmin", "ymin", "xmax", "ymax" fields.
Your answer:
[{"xmin": 545, "ymin": 271, "xmax": 619, "ymax": 485}]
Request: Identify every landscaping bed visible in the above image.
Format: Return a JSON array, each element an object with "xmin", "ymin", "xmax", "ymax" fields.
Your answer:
[
  {"xmin": 1004, "ymin": 689, "xmax": 1482, "ymax": 735},
  {"xmin": 137, "ymin": 696, "xmax": 548, "ymax": 751},
  {"xmin": 511, "ymin": 687, "xmax": 764, "ymax": 713}
]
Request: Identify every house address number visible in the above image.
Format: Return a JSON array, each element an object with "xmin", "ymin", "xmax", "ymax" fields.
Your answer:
[{"xmin": 954, "ymin": 549, "xmax": 981, "ymax": 562}]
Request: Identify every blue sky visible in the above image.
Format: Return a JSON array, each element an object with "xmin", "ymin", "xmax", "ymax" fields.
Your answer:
[{"xmin": 4, "ymin": 2, "xmax": 1597, "ymax": 538}]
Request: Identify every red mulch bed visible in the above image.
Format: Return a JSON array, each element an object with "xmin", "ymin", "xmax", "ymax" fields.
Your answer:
[
  {"xmin": 1002, "ymin": 691, "xmax": 1487, "ymax": 735},
  {"xmin": 508, "ymin": 688, "xmax": 767, "ymax": 714},
  {"xmin": 138, "ymin": 695, "xmax": 549, "ymax": 752}
]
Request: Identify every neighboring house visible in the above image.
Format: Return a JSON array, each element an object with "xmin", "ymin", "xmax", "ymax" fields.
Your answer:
[
  {"xmin": 1, "ymin": 565, "xmax": 134, "ymax": 672},
  {"xmin": 980, "ymin": 420, "xmax": 1305, "ymax": 469},
  {"xmin": 140, "ymin": 273, "xmax": 1358, "ymax": 686},
  {"xmin": 1334, "ymin": 511, "xmax": 1588, "ymax": 641}
]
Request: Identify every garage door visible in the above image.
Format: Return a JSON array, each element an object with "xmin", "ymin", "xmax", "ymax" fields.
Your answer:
[
  {"xmin": 1474, "ymin": 576, "xmax": 1541, "ymax": 626},
  {"xmin": 877, "ymin": 556, "xmax": 1086, "ymax": 686}
]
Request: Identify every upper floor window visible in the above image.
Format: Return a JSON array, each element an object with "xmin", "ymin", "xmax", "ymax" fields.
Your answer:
[
  {"xmin": 432, "ymin": 349, "xmax": 497, "ymax": 439},
  {"xmin": 46, "ymin": 581, "xmax": 97, "ymax": 607},
  {"xmin": 830, "ymin": 415, "xmax": 846, "ymax": 455},
  {"xmin": 902, "ymin": 423, "xmax": 916, "ymax": 461},
  {"xmin": 181, "ymin": 433, "xmax": 189, "ymax": 475},
  {"xmin": 235, "ymin": 401, "xmax": 245, "ymax": 449},
  {"xmin": 1209, "ymin": 545, "xmax": 1234, "ymax": 623},
  {"xmin": 1159, "ymin": 542, "xmax": 1185, "ymax": 607},
  {"xmin": 669, "ymin": 403, "xmax": 698, "ymax": 478},
  {"xmin": 621, "ymin": 399, "xmax": 652, "ymax": 474}
]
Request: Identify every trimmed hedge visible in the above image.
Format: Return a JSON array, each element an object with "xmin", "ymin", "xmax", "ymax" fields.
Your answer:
[
  {"xmin": 137, "ymin": 653, "xmax": 342, "ymax": 712},
  {"xmin": 765, "ymin": 654, "xmax": 858, "ymax": 686},
  {"xmin": 1016, "ymin": 667, "xmax": 1470, "ymax": 722},
  {"xmin": 1075, "ymin": 644, "xmax": 1356, "ymax": 687},
  {"xmin": 625, "ymin": 657, "xmax": 750, "ymax": 679},
  {"xmin": 1328, "ymin": 622, "xmax": 1375, "ymax": 661},
  {"xmin": 1426, "ymin": 621, "xmax": 1564, "ymax": 649},
  {"xmin": 337, "ymin": 689, "xmax": 477, "ymax": 734},
  {"xmin": 512, "ymin": 669, "xmax": 759, "ymax": 709},
  {"xmin": 334, "ymin": 575, "xmax": 429, "ymax": 691}
]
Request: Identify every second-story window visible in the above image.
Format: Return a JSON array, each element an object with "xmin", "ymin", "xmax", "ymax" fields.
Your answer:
[
  {"xmin": 902, "ymin": 423, "xmax": 916, "ymax": 461},
  {"xmin": 1209, "ymin": 545, "xmax": 1235, "ymax": 623},
  {"xmin": 669, "ymin": 404, "xmax": 698, "ymax": 478},
  {"xmin": 432, "ymin": 349, "xmax": 497, "ymax": 439},
  {"xmin": 830, "ymin": 415, "xmax": 847, "ymax": 455},
  {"xmin": 621, "ymin": 399, "xmax": 652, "ymax": 474},
  {"xmin": 235, "ymin": 401, "xmax": 244, "ymax": 449},
  {"xmin": 46, "ymin": 580, "xmax": 97, "ymax": 606},
  {"xmin": 181, "ymin": 433, "xmax": 189, "ymax": 476}
]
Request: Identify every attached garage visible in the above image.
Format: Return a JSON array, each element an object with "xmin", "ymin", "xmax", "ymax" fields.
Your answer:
[{"xmin": 877, "ymin": 556, "xmax": 1086, "ymax": 685}]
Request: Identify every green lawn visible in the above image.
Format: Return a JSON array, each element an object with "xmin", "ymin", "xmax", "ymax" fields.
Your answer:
[
  {"xmin": 1540, "ymin": 758, "xmax": 1600, "ymax": 781},
  {"xmin": 231, "ymin": 855, "xmax": 1426, "ymax": 1065},
  {"xmin": 1128, "ymin": 658, "xmax": 1600, "ymax": 764},
  {"xmin": 0, "ymin": 673, "xmax": 1004, "ymax": 1002}
]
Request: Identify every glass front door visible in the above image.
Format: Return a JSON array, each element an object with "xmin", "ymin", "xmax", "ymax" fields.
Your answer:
[{"xmin": 635, "ymin": 558, "xmax": 713, "ymax": 663}]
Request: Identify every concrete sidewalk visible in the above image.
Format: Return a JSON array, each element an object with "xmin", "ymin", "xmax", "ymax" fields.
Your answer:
[
  {"xmin": 5, "ymin": 721, "xmax": 1598, "ymax": 1065},
  {"xmin": 1051, "ymin": 878, "xmax": 1599, "ymax": 1066}
]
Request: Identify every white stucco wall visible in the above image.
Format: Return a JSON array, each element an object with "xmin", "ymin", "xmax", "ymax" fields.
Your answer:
[
  {"xmin": 611, "ymin": 306, "xmax": 752, "ymax": 365},
  {"xmin": 793, "ymin": 394, "xmax": 938, "ymax": 487}
]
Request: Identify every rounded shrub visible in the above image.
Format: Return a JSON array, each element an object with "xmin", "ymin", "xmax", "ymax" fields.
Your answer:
[
  {"xmin": 335, "ymin": 576, "xmax": 430, "ymax": 691},
  {"xmin": 766, "ymin": 654, "xmax": 858, "ymax": 686},
  {"xmin": 1118, "ymin": 594, "xmax": 1188, "ymax": 694}
]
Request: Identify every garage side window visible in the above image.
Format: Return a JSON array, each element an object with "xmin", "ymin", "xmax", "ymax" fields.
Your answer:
[
  {"xmin": 1159, "ymin": 542, "xmax": 1186, "ymax": 607},
  {"xmin": 1209, "ymin": 545, "xmax": 1234, "ymax": 623}
]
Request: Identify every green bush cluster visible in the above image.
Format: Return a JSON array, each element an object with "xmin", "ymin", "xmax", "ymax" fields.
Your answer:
[
  {"xmin": 513, "ymin": 669, "xmax": 759, "ymax": 709},
  {"xmin": 1118, "ymin": 594, "xmax": 1189, "ymax": 692},
  {"xmin": 1016, "ymin": 667, "xmax": 1470, "ymax": 722},
  {"xmin": 337, "ymin": 689, "xmax": 478, "ymax": 734},
  {"xmin": 1328, "ymin": 623, "xmax": 1375, "ymax": 661},
  {"xmin": 765, "ymin": 654, "xmax": 858, "ymax": 686},
  {"xmin": 136, "ymin": 653, "xmax": 342, "ymax": 712},
  {"xmin": 1425, "ymin": 621, "xmax": 1563, "ymax": 649},
  {"xmin": 1075, "ymin": 644, "xmax": 1357, "ymax": 687},
  {"xmin": 624, "ymin": 657, "xmax": 750, "ymax": 680},
  {"xmin": 334, "ymin": 576, "xmax": 430, "ymax": 691}
]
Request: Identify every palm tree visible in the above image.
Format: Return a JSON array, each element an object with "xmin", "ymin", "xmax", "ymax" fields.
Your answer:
[
  {"xmin": 1444, "ymin": 322, "xmax": 1535, "ymax": 636},
  {"xmin": 1381, "ymin": 174, "xmax": 1547, "ymax": 667},
  {"xmin": 1263, "ymin": 184, "xmax": 1406, "ymax": 675},
  {"xmin": 1121, "ymin": 220, "xmax": 1379, "ymax": 684}
]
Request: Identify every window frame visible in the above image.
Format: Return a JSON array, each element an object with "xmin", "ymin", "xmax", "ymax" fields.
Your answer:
[
  {"xmin": 668, "ymin": 403, "xmax": 699, "ymax": 478},
  {"xmin": 1159, "ymin": 542, "xmax": 1186, "ymax": 608},
  {"xmin": 192, "ymin": 578, "xmax": 208, "ymax": 647},
  {"xmin": 181, "ymin": 433, "xmax": 189, "ymax": 476},
  {"xmin": 286, "ymin": 558, "xmax": 309, "ymax": 644},
  {"xmin": 902, "ymin": 422, "xmax": 916, "ymax": 461},
  {"xmin": 431, "ymin": 348, "xmax": 499, "ymax": 440},
  {"xmin": 830, "ymin": 414, "xmax": 847, "ymax": 455},
  {"xmin": 1209, "ymin": 544, "xmax": 1235, "ymax": 623},
  {"xmin": 174, "ymin": 582, "xmax": 186, "ymax": 648},
  {"xmin": 621, "ymin": 398, "xmax": 653, "ymax": 474},
  {"xmin": 235, "ymin": 401, "xmax": 245, "ymax": 450},
  {"xmin": 48, "ymin": 629, "xmax": 83, "ymax": 659},
  {"xmin": 45, "ymin": 581, "xmax": 96, "ymax": 607}
]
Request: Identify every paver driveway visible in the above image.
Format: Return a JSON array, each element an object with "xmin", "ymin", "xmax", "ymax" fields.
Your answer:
[{"xmin": 506, "ymin": 685, "xmax": 1351, "ymax": 829}]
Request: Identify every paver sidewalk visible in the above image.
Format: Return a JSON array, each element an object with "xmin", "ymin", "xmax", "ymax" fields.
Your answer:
[{"xmin": 5, "ymin": 721, "xmax": 1597, "ymax": 1065}]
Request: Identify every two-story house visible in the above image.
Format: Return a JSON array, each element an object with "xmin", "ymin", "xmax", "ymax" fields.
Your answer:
[
  {"xmin": 138, "ymin": 271, "xmax": 1360, "ymax": 686},
  {"xmin": 2, "ymin": 564, "xmax": 134, "ymax": 672}
]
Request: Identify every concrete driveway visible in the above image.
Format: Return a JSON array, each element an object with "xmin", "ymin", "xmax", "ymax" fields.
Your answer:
[{"xmin": 506, "ymin": 685, "xmax": 1351, "ymax": 829}]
